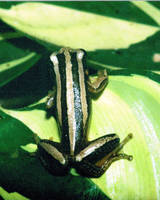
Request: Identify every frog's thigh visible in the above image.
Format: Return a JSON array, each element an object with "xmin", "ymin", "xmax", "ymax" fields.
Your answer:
[
  {"xmin": 38, "ymin": 140, "xmax": 69, "ymax": 176},
  {"xmin": 75, "ymin": 134, "xmax": 119, "ymax": 164}
]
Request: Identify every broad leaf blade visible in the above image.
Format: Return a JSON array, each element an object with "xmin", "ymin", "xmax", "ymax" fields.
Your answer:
[
  {"xmin": 0, "ymin": 2, "xmax": 160, "ymax": 200},
  {"xmin": 1, "ymin": 75, "xmax": 160, "ymax": 200},
  {"xmin": 0, "ymin": 50, "xmax": 40, "ymax": 87},
  {"xmin": 0, "ymin": 2, "xmax": 158, "ymax": 50},
  {"xmin": 0, "ymin": 109, "xmax": 108, "ymax": 200}
]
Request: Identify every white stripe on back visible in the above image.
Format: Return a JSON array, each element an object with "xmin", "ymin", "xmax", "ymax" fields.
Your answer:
[
  {"xmin": 77, "ymin": 51, "xmax": 88, "ymax": 130},
  {"xmin": 64, "ymin": 50, "xmax": 76, "ymax": 155},
  {"xmin": 50, "ymin": 54, "xmax": 62, "ymax": 126}
]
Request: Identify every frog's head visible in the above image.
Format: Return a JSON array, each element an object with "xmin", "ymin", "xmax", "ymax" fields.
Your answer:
[{"xmin": 50, "ymin": 47, "xmax": 86, "ymax": 71}]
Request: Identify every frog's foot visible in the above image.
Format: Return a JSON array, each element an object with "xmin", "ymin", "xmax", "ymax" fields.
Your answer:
[
  {"xmin": 74, "ymin": 134, "xmax": 133, "ymax": 178},
  {"xmin": 46, "ymin": 87, "xmax": 56, "ymax": 109},
  {"xmin": 87, "ymin": 69, "xmax": 108, "ymax": 94},
  {"xmin": 37, "ymin": 139, "xmax": 69, "ymax": 176}
]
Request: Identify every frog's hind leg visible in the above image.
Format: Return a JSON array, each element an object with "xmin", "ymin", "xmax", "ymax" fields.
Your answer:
[
  {"xmin": 37, "ymin": 139, "xmax": 69, "ymax": 176},
  {"xmin": 74, "ymin": 134, "xmax": 133, "ymax": 178}
]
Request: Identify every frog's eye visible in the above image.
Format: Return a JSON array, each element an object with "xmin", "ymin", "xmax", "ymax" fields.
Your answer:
[
  {"xmin": 79, "ymin": 48, "xmax": 86, "ymax": 53},
  {"xmin": 77, "ymin": 49, "xmax": 86, "ymax": 60},
  {"xmin": 79, "ymin": 49, "xmax": 87, "ymax": 56},
  {"xmin": 50, "ymin": 53, "xmax": 59, "ymax": 65}
]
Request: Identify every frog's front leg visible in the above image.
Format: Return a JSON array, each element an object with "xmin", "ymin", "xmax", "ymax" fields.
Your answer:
[
  {"xmin": 87, "ymin": 69, "xmax": 108, "ymax": 94},
  {"xmin": 46, "ymin": 87, "xmax": 56, "ymax": 109},
  {"xmin": 74, "ymin": 134, "xmax": 133, "ymax": 178}
]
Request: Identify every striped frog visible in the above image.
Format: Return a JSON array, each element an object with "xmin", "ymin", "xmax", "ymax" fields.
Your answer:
[{"xmin": 37, "ymin": 47, "xmax": 133, "ymax": 178}]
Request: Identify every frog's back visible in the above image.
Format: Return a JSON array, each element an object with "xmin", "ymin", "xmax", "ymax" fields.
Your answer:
[{"xmin": 50, "ymin": 48, "xmax": 91, "ymax": 155}]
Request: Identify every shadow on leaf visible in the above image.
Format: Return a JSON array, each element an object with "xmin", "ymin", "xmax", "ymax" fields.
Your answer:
[
  {"xmin": 88, "ymin": 30, "xmax": 160, "ymax": 83},
  {"xmin": 45, "ymin": 2, "xmax": 158, "ymax": 27},
  {"xmin": 0, "ymin": 110, "xmax": 110, "ymax": 200}
]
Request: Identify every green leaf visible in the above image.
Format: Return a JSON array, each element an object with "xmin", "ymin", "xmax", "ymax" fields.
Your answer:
[
  {"xmin": 0, "ymin": 29, "xmax": 41, "ymax": 87},
  {"xmin": 0, "ymin": 187, "xmax": 29, "ymax": 200},
  {"xmin": 0, "ymin": 49, "xmax": 40, "ymax": 87},
  {"xmin": 90, "ymin": 75, "xmax": 160, "ymax": 199},
  {"xmin": 1, "ymin": 74, "xmax": 160, "ymax": 200},
  {"xmin": 0, "ymin": 2, "xmax": 160, "ymax": 200},
  {"xmin": 0, "ymin": 2, "xmax": 158, "ymax": 50},
  {"xmin": 0, "ymin": 109, "xmax": 108, "ymax": 200},
  {"xmin": 133, "ymin": 1, "xmax": 160, "ymax": 25}
]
